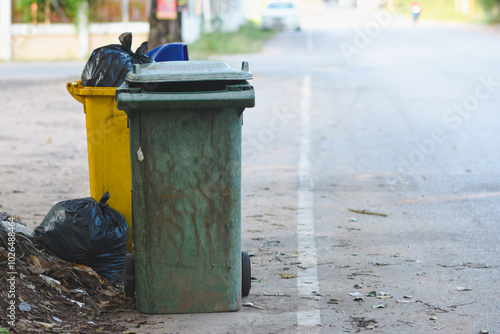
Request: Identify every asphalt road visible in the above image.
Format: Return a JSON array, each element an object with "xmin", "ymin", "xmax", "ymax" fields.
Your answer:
[
  {"xmin": 220, "ymin": 3, "xmax": 500, "ymax": 333},
  {"xmin": 1, "ymin": 2, "xmax": 500, "ymax": 333}
]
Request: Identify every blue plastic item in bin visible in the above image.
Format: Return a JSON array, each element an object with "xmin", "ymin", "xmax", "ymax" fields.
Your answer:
[{"xmin": 147, "ymin": 43, "xmax": 189, "ymax": 62}]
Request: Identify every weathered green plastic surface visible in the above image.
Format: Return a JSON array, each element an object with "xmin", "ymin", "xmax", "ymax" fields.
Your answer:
[
  {"xmin": 116, "ymin": 68, "xmax": 254, "ymax": 313},
  {"xmin": 128, "ymin": 107, "xmax": 243, "ymax": 313}
]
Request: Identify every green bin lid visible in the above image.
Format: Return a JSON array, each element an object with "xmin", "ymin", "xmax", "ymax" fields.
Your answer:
[{"xmin": 126, "ymin": 61, "xmax": 252, "ymax": 83}]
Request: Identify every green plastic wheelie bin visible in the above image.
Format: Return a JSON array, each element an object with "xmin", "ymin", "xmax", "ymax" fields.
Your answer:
[{"xmin": 116, "ymin": 61, "xmax": 254, "ymax": 313}]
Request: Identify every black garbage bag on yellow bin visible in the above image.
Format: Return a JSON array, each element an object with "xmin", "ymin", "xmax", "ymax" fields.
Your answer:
[{"xmin": 81, "ymin": 32, "xmax": 153, "ymax": 87}]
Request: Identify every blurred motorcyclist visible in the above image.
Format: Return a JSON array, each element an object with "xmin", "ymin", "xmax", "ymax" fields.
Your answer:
[{"xmin": 411, "ymin": 2, "xmax": 421, "ymax": 22}]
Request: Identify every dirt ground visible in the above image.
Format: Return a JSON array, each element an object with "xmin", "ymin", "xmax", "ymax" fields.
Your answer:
[{"xmin": 0, "ymin": 78, "xmax": 91, "ymax": 228}]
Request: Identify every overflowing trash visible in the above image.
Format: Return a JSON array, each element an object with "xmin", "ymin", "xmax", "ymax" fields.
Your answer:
[
  {"xmin": 0, "ymin": 213, "xmax": 132, "ymax": 333},
  {"xmin": 34, "ymin": 193, "xmax": 129, "ymax": 281},
  {"xmin": 81, "ymin": 32, "xmax": 153, "ymax": 87}
]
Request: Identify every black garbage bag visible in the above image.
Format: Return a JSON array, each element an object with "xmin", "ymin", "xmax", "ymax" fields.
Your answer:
[
  {"xmin": 81, "ymin": 32, "xmax": 153, "ymax": 87},
  {"xmin": 35, "ymin": 193, "xmax": 129, "ymax": 281}
]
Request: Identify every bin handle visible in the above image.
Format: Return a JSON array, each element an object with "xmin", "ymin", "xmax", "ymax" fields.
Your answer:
[{"xmin": 66, "ymin": 81, "xmax": 85, "ymax": 104}]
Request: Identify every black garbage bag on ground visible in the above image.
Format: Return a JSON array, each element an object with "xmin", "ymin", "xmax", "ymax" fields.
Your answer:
[
  {"xmin": 35, "ymin": 193, "xmax": 129, "ymax": 281},
  {"xmin": 81, "ymin": 32, "xmax": 153, "ymax": 87}
]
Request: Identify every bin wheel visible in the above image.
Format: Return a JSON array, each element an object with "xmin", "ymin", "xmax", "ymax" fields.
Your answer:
[
  {"xmin": 124, "ymin": 253, "xmax": 135, "ymax": 298},
  {"xmin": 242, "ymin": 251, "xmax": 251, "ymax": 297}
]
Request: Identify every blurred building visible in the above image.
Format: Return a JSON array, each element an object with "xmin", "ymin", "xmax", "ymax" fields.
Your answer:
[{"xmin": 0, "ymin": 0, "xmax": 250, "ymax": 61}]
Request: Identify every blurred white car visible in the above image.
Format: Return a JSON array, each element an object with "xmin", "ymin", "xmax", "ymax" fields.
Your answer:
[{"xmin": 261, "ymin": 1, "xmax": 301, "ymax": 31}]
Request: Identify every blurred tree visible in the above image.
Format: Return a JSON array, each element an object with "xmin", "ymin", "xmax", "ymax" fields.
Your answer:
[
  {"xmin": 148, "ymin": 0, "xmax": 183, "ymax": 49},
  {"xmin": 15, "ymin": 0, "xmax": 87, "ymax": 23},
  {"xmin": 477, "ymin": 0, "xmax": 500, "ymax": 21}
]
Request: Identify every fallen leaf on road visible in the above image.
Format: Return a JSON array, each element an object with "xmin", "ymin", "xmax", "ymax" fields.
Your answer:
[
  {"xmin": 366, "ymin": 291, "xmax": 377, "ymax": 297},
  {"xmin": 374, "ymin": 262, "xmax": 391, "ymax": 266},
  {"xmin": 456, "ymin": 287, "xmax": 473, "ymax": 291},
  {"xmin": 372, "ymin": 304, "xmax": 388, "ymax": 309},
  {"xmin": 376, "ymin": 292, "xmax": 392, "ymax": 299},
  {"xmin": 263, "ymin": 293, "xmax": 290, "ymax": 297},
  {"xmin": 327, "ymin": 299, "xmax": 341, "ymax": 304},
  {"xmin": 376, "ymin": 295, "xmax": 393, "ymax": 299},
  {"xmin": 349, "ymin": 292, "xmax": 363, "ymax": 297},
  {"xmin": 279, "ymin": 273, "xmax": 296, "ymax": 279},
  {"xmin": 349, "ymin": 292, "xmax": 364, "ymax": 301},
  {"xmin": 348, "ymin": 208, "xmax": 388, "ymax": 217},
  {"xmin": 397, "ymin": 298, "xmax": 418, "ymax": 303}
]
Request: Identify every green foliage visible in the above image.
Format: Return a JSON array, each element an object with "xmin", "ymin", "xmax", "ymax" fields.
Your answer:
[
  {"xmin": 188, "ymin": 21, "xmax": 276, "ymax": 60},
  {"xmin": 15, "ymin": 0, "xmax": 88, "ymax": 23},
  {"xmin": 478, "ymin": 0, "xmax": 500, "ymax": 11},
  {"xmin": 477, "ymin": 0, "xmax": 500, "ymax": 22}
]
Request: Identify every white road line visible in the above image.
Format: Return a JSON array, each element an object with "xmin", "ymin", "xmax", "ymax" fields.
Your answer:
[{"xmin": 296, "ymin": 73, "xmax": 321, "ymax": 331}]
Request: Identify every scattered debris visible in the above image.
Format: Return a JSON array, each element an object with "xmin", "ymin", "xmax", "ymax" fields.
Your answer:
[
  {"xmin": 437, "ymin": 262, "xmax": 494, "ymax": 269},
  {"xmin": 376, "ymin": 292, "xmax": 393, "ymax": 299},
  {"xmin": 259, "ymin": 239, "xmax": 280, "ymax": 253},
  {"xmin": 242, "ymin": 302, "xmax": 265, "ymax": 310},
  {"xmin": 449, "ymin": 300, "xmax": 478, "ymax": 308},
  {"xmin": 365, "ymin": 291, "xmax": 392, "ymax": 298},
  {"xmin": 372, "ymin": 304, "xmax": 388, "ymax": 309},
  {"xmin": 348, "ymin": 316, "xmax": 378, "ymax": 329},
  {"xmin": 279, "ymin": 273, "xmax": 296, "ymax": 279},
  {"xmin": 332, "ymin": 243, "xmax": 351, "ymax": 248},
  {"xmin": 366, "ymin": 291, "xmax": 377, "ymax": 297},
  {"xmin": 349, "ymin": 292, "xmax": 364, "ymax": 301},
  {"xmin": 353, "ymin": 283, "xmax": 363, "ymax": 289},
  {"xmin": 263, "ymin": 293, "xmax": 290, "ymax": 297},
  {"xmin": 327, "ymin": 299, "xmax": 341, "ymax": 304},
  {"xmin": 348, "ymin": 208, "xmax": 388, "ymax": 217},
  {"xmin": 0, "ymin": 213, "xmax": 132, "ymax": 333},
  {"xmin": 397, "ymin": 298, "xmax": 418, "ymax": 304},
  {"xmin": 373, "ymin": 262, "xmax": 392, "ymax": 266},
  {"xmin": 18, "ymin": 302, "xmax": 31, "ymax": 312},
  {"xmin": 456, "ymin": 287, "xmax": 473, "ymax": 291}
]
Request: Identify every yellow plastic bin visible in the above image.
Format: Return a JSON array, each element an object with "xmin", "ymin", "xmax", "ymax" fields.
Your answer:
[{"xmin": 67, "ymin": 81, "xmax": 133, "ymax": 251}]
